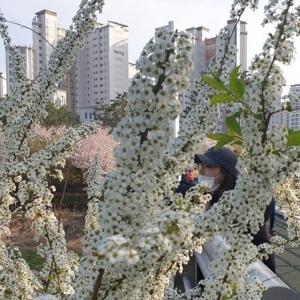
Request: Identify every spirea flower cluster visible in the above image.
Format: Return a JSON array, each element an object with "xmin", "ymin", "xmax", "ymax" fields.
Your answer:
[{"xmin": 0, "ymin": 0, "xmax": 300, "ymax": 299}]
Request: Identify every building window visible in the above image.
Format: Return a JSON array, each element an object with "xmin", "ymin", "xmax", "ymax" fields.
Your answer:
[
  {"xmin": 85, "ymin": 112, "xmax": 88, "ymax": 119},
  {"xmin": 114, "ymin": 49, "xmax": 124, "ymax": 56}
]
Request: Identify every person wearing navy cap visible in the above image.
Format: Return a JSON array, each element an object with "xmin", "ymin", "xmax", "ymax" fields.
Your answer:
[
  {"xmin": 174, "ymin": 147, "xmax": 275, "ymax": 291},
  {"xmin": 194, "ymin": 147, "xmax": 237, "ymax": 207},
  {"xmin": 193, "ymin": 147, "xmax": 276, "ymax": 273}
]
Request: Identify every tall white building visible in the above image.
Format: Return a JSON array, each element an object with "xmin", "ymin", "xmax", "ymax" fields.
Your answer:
[
  {"xmin": 269, "ymin": 84, "xmax": 300, "ymax": 130},
  {"xmin": 73, "ymin": 21, "xmax": 129, "ymax": 122},
  {"xmin": 5, "ymin": 45, "xmax": 33, "ymax": 94},
  {"xmin": 184, "ymin": 20, "xmax": 248, "ymax": 132},
  {"xmin": 154, "ymin": 20, "xmax": 247, "ymax": 136},
  {"xmin": 32, "ymin": 9, "xmax": 66, "ymax": 76},
  {"xmin": 269, "ymin": 93, "xmax": 283, "ymax": 129},
  {"xmin": 32, "ymin": 10, "xmax": 67, "ymax": 107},
  {"xmin": 186, "ymin": 20, "xmax": 247, "ymax": 81},
  {"xmin": 216, "ymin": 20, "xmax": 247, "ymax": 71},
  {"xmin": 128, "ymin": 62, "xmax": 137, "ymax": 84},
  {"xmin": 52, "ymin": 89, "xmax": 66, "ymax": 107},
  {"xmin": 282, "ymin": 84, "xmax": 300, "ymax": 130},
  {"xmin": 0, "ymin": 73, "xmax": 7, "ymax": 98},
  {"xmin": 186, "ymin": 26, "xmax": 210, "ymax": 80},
  {"xmin": 155, "ymin": 21, "xmax": 181, "ymax": 138}
]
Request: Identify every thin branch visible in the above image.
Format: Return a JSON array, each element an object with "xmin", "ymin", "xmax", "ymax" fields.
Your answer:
[
  {"xmin": 57, "ymin": 163, "xmax": 71, "ymax": 226},
  {"xmin": 100, "ymin": 276, "xmax": 126, "ymax": 300},
  {"xmin": 31, "ymin": 69, "xmax": 43, "ymax": 84},
  {"xmin": 6, "ymin": 20, "xmax": 56, "ymax": 50},
  {"xmin": 92, "ymin": 268, "xmax": 106, "ymax": 300},
  {"xmin": 217, "ymin": 10, "xmax": 246, "ymax": 75},
  {"xmin": 15, "ymin": 26, "xmax": 80, "ymax": 155},
  {"xmin": 260, "ymin": 0, "xmax": 293, "ymax": 143},
  {"xmin": 44, "ymin": 225, "xmax": 64, "ymax": 300},
  {"xmin": 5, "ymin": 20, "xmax": 56, "ymax": 83},
  {"xmin": 163, "ymin": 260, "xmax": 177, "ymax": 275},
  {"xmin": 44, "ymin": 259, "xmax": 55, "ymax": 293}
]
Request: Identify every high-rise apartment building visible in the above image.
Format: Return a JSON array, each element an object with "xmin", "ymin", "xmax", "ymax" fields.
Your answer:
[
  {"xmin": 0, "ymin": 72, "xmax": 7, "ymax": 98},
  {"xmin": 128, "ymin": 62, "xmax": 137, "ymax": 84},
  {"xmin": 5, "ymin": 45, "xmax": 33, "ymax": 93},
  {"xmin": 282, "ymin": 84, "xmax": 300, "ymax": 130},
  {"xmin": 184, "ymin": 20, "xmax": 248, "ymax": 132},
  {"xmin": 73, "ymin": 21, "xmax": 129, "ymax": 122},
  {"xmin": 32, "ymin": 9, "xmax": 66, "ymax": 76},
  {"xmin": 154, "ymin": 20, "xmax": 247, "ymax": 136},
  {"xmin": 32, "ymin": 10, "xmax": 67, "ymax": 107},
  {"xmin": 186, "ymin": 20, "xmax": 247, "ymax": 81}
]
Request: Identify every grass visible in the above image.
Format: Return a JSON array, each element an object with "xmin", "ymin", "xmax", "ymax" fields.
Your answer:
[{"xmin": 21, "ymin": 249, "xmax": 45, "ymax": 271}]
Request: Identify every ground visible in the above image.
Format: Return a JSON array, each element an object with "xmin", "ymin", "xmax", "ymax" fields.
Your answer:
[
  {"xmin": 7, "ymin": 209, "xmax": 85, "ymax": 269},
  {"xmin": 6, "ymin": 210, "xmax": 300, "ymax": 296},
  {"xmin": 274, "ymin": 214, "xmax": 300, "ymax": 294}
]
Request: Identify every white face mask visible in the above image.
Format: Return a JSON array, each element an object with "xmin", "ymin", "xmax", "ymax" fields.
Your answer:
[{"xmin": 197, "ymin": 175, "xmax": 215, "ymax": 189}]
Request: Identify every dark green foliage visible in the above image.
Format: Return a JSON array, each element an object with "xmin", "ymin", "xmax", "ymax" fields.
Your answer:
[{"xmin": 42, "ymin": 102, "xmax": 79, "ymax": 128}]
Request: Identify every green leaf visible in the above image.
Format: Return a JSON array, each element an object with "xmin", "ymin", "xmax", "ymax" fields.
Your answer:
[
  {"xmin": 225, "ymin": 115, "xmax": 242, "ymax": 136},
  {"xmin": 287, "ymin": 130, "xmax": 300, "ymax": 146},
  {"xmin": 208, "ymin": 133, "xmax": 232, "ymax": 141},
  {"xmin": 211, "ymin": 71, "xmax": 223, "ymax": 82},
  {"xmin": 229, "ymin": 66, "xmax": 245, "ymax": 99},
  {"xmin": 207, "ymin": 133, "xmax": 234, "ymax": 149},
  {"xmin": 211, "ymin": 93, "xmax": 234, "ymax": 105},
  {"xmin": 232, "ymin": 79, "xmax": 245, "ymax": 98},
  {"xmin": 231, "ymin": 110, "xmax": 242, "ymax": 118},
  {"xmin": 202, "ymin": 75, "xmax": 226, "ymax": 91},
  {"xmin": 230, "ymin": 66, "xmax": 240, "ymax": 79},
  {"xmin": 231, "ymin": 140, "xmax": 243, "ymax": 146},
  {"xmin": 286, "ymin": 102, "xmax": 293, "ymax": 112}
]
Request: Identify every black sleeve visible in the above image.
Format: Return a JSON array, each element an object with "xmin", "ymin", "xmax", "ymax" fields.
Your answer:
[
  {"xmin": 252, "ymin": 198, "xmax": 275, "ymax": 246},
  {"xmin": 264, "ymin": 198, "xmax": 275, "ymax": 223},
  {"xmin": 176, "ymin": 179, "xmax": 195, "ymax": 197}
]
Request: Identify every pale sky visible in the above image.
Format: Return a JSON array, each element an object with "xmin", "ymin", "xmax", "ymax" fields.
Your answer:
[{"xmin": 0, "ymin": 0, "xmax": 299, "ymax": 90}]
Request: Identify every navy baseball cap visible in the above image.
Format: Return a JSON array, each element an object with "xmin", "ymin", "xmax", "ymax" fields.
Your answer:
[{"xmin": 194, "ymin": 147, "xmax": 238, "ymax": 177}]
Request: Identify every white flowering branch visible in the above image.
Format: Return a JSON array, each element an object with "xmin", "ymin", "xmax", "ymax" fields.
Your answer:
[
  {"xmin": 1, "ymin": 0, "xmax": 300, "ymax": 299},
  {"xmin": 0, "ymin": 0, "xmax": 104, "ymax": 298}
]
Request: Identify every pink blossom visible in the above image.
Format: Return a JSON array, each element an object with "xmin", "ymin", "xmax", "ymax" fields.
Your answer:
[{"xmin": 71, "ymin": 126, "xmax": 117, "ymax": 173}]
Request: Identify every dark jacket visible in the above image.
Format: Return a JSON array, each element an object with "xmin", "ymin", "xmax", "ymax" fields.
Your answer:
[
  {"xmin": 211, "ymin": 188, "xmax": 274, "ymax": 245},
  {"xmin": 176, "ymin": 181, "xmax": 276, "ymax": 272},
  {"xmin": 175, "ymin": 176, "xmax": 196, "ymax": 197}
]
